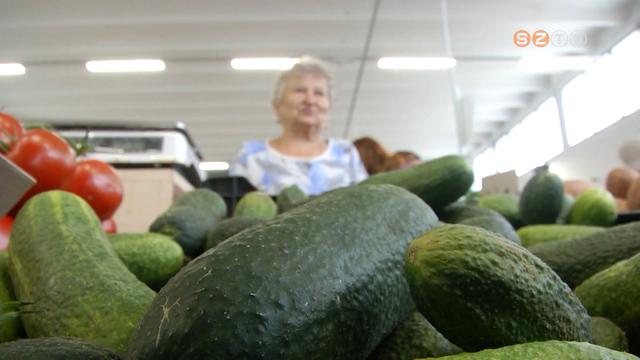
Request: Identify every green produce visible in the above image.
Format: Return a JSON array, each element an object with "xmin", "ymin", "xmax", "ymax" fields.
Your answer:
[
  {"xmin": 529, "ymin": 221, "xmax": 640, "ymax": 288},
  {"xmin": 458, "ymin": 215, "xmax": 520, "ymax": 244},
  {"xmin": 576, "ymin": 251, "xmax": 640, "ymax": 353},
  {"xmin": 519, "ymin": 170, "xmax": 564, "ymax": 224},
  {"xmin": 569, "ymin": 188, "xmax": 618, "ymax": 226},
  {"xmin": 276, "ymin": 184, "xmax": 308, "ymax": 212},
  {"xmin": 149, "ymin": 206, "xmax": 212, "ymax": 258},
  {"xmin": 204, "ymin": 217, "xmax": 265, "ymax": 250},
  {"xmin": 477, "ymin": 193, "xmax": 523, "ymax": 228},
  {"xmin": 0, "ymin": 252, "xmax": 23, "ymax": 342},
  {"xmin": 127, "ymin": 184, "xmax": 439, "ymax": 359},
  {"xmin": 108, "ymin": 232, "xmax": 184, "ymax": 291},
  {"xmin": 405, "ymin": 224, "xmax": 591, "ymax": 352},
  {"xmin": 557, "ymin": 193, "xmax": 575, "ymax": 224},
  {"xmin": 233, "ymin": 191, "xmax": 278, "ymax": 219},
  {"xmin": 437, "ymin": 203, "xmax": 502, "ymax": 224},
  {"xmin": 416, "ymin": 341, "xmax": 639, "ymax": 360},
  {"xmin": 173, "ymin": 188, "xmax": 227, "ymax": 221},
  {"xmin": 368, "ymin": 312, "xmax": 461, "ymax": 360},
  {"xmin": 9, "ymin": 191, "xmax": 155, "ymax": 353},
  {"xmin": 590, "ymin": 317, "xmax": 629, "ymax": 352},
  {"xmin": 517, "ymin": 224, "xmax": 604, "ymax": 248},
  {"xmin": 361, "ymin": 155, "xmax": 474, "ymax": 210},
  {"xmin": 0, "ymin": 336, "xmax": 122, "ymax": 360}
]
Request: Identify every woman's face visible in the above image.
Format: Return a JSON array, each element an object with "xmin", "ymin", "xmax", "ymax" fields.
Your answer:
[{"xmin": 273, "ymin": 73, "xmax": 331, "ymax": 130}]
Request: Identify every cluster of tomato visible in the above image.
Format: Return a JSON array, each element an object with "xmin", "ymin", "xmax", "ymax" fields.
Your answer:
[{"xmin": 1, "ymin": 112, "xmax": 123, "ymax": 248}]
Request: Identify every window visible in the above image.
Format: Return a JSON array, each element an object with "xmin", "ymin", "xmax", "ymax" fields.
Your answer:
[{"xmin": 563, "ymin": 31, "xmax": 640, "ymax": 146}]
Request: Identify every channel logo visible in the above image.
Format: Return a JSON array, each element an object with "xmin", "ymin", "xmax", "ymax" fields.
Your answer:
[{"xmin": 513, "ymin": 29, "xmax": 588, "ymax": 48}]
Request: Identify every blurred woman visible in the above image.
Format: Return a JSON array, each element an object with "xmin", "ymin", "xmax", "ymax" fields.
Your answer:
[{"xmin": 229, "ymin": 57, "xmax": 368, "ymax": 195}]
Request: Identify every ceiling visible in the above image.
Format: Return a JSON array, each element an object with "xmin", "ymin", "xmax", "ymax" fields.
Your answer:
[{"xmin": 1, "ymin": 0, "xmax": 638, "ymax": 164}]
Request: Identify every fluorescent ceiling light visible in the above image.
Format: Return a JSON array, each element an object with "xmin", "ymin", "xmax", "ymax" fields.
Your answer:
[
  {"xmin": 517, "ymin": 56, "xmax": 594, "ymax": 73},
  {"xmin": 377, "ymin": 57, "xmax": 456, "ymax": 70},
  {"xmin": 230, "ymin": 57, "xmax": 299, "ymax": 70},
  {"xmin": 85, "ymin": 59, "xmax": 166, "ymax": 73},
  {"xmin": 0, "ymin": 63, "xmax": 26, "ymax": 76},
  {"xmin": 199, "ymin": 161, "xmax": 230, "ymax": 171}
]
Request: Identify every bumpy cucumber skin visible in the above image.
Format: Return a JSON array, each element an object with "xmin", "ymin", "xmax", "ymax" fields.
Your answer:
[
  {"xmin": 369, "ymin": 312, "xmax": 462, "ymax": 360},
  {"xmin": 519, "ymin": 171, "xmax": 564, "ymax": 225},
  {"xmin": 416, "ymin": 341, "xmax": 639, "ymax": 360},
  {"xmin": 204, "ymin": 217, "xmax": 265, "ymax": 250},
  {"xmin": 529, "ymin": 221, "xmax": 640, "ymax": 288},
  {"xmin": 576, "ymin": 252, "xmax": 640, "ymax": 354},
  {"xmin": 9, "ymin": 191, "xmax": 155, "ymax": 353},
  {"xmin": 517, "ymin": 224, "xmax": 604, "ymax": 248},
  {"xmin": 405, "ymin": 225, "xmax": 591, "ymax": 352},
  {"xmin": 173, "ymin": 188, "xmax": 227, "ymax": 221},
  {"xmin": 0, "ymin": 336, "xmax": 122, "ymax": 360},
  {"xmin": 127, "ymin": 184, "xmax": 439, "ymax": 360},
  {"xmin": 361, "ymin": 155, "xmax": 474, "ymax": 211},
  {"xmin": 108, "ymin": 232, "xmax": 184, "ymax": 291},
  {"xmin": 590, "ymin": 316, "xmax": 629, "ymax": 352}
]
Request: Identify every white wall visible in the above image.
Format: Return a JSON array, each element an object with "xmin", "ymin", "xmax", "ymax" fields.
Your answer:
[{"xmin": 520, "ymin": 109, "xmax": 640, "ymax": 189}]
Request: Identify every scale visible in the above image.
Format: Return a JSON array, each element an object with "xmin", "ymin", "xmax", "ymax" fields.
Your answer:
[{"xmin": 54, "ymin": 123, "xmax": 206, "ymax": 186}]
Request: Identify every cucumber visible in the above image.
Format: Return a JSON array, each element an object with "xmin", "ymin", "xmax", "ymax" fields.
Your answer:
[
  {"xmin": 369, "ymin": 312, "xmax": 462, "ymax": 360},
  {"xmin": 0, "ymin": 252, "xmax": 23, "ymax": 343},
  {"xmin": 0, "ymin": 336, "xmax": 122, "ymax": 359},
  {"xmin": 204, "ymin": 217, "xmax": 265, "ymax": 251},
  {"xmin": 9, "ymin": 191, "xmax": 155, "ymax": 353},
  {"xmin": 233, "ymin": 191, "xmax": 278, "ymax": 220},
  {"xmin": 519, "ymin": 170, "xmax": 564, "ymax": 224},
  {"xmin": 416, "ymin": 341, "xmax": 639, "ymax": 360},
  {"xmin": 405, "ymin": 224, "xmax": 591, "ymax": 351},
  {"xmin": 108, "ymin": 232, "xmax": 184, "ymax": 291},
  {"xmin": 127, "ymin": 184, "xmax": 439, "ymax": 359},
  {"xmin": 361, "ymin": 155, "xmax": 474, "ymax": 211},
  {"xmin": 590, "ymin": 317, "xmax": 629, "ymax": 352},
  {"xmin": 149, "ymin": 206, "xmax": 212, "ymax": 258},
  {"xmin": 276, "ymin": 185, "xmax": 308, "ymax": 213},
  {"xmin": 173, "ymin": 188, "xmax": 227, "ymax": 221},
  {"xmin": 529, "ymin": 221, "xmax": 640, "ymax": 288}
]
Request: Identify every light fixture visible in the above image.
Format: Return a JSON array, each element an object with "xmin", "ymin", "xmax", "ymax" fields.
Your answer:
[
  {"xmin": 199, "ymin": 161, "xmax": 230, "ymax": 171},
  {"xmin": 85, "ymin": 59, "xmax": 166, "ymax": 73},
  {"xmin": 0, "ymin": 63, "xmax": 26, "ymax": 76},
  {"xmin": 230, "ymin": 57, "xmax": 299, "ymax": 70},
  {"xmin": 517, "ymin": 56, "xmax": 594, "ymax": 73},
  {"xmin": 377, "ymin": 57, "xmax": 457, "ymax": 70}
]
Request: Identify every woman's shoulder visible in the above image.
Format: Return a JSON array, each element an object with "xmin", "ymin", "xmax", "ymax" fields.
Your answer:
[
  {"xmin": 239, "ymin": 139, "xmax": 268, "ymax": 155},
  {"xmin": 328, "ymin": 138, "xmax": 359, "ymax": 156}
]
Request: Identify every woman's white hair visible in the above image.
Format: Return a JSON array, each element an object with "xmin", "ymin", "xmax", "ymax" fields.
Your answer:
[{"xmin": 272, "ymin": 56, "xmax": 334, "ymax": 104}]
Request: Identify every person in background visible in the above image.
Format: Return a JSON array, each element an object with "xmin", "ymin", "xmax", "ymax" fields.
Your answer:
[
  {"xmin": 353, "ymin": 136, "xmax": 390, "ymax": 175},
  {"xmin": 385, "ymin": 151, "xmax": 421, "ymax": 171},
  {"xmin": 229, "ymin": 56, "xmax": 368, "ymax": 195}
]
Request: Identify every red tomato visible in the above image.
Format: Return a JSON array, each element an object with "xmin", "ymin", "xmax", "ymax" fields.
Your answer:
[
  {"xmin": 0, "ymin": 112, "xmax": 25, "ymax": 154},
  {"xmin": 65, "ymin": 159, "xmax": 123, "ymax": 220},
  {"xmin": 0, "ymin": 216, "xmax": 13, "ymax": 251},
  {"xmin": 7, "ymin": 129, "xmax": 77, "ymax": 214},
  {"xmin": 101, "ymin": 218, "xmax": 117, "ymax": 234}
]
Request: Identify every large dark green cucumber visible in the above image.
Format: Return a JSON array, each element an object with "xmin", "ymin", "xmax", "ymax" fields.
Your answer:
[
  {"xmin": 361, "ymin": 155, "xmax": 474, "ymax": 210},
  {"xmin": 0, "ymin": 336, "xmax": 122, "ymax": 359},
  {"xmin": 519, "ymin": 170, "xmax": 564, "ymax": 224},
  {"xmin": 127, "ymin": 184, "xmax": 439, "ymax": 359},
  {"xmin": 529, "ymin": 221, "xmax": 640, "ymax": 288},
  {"xmin": 9, "ymin": 191, "xmax": 155, "ymax": 353}
]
